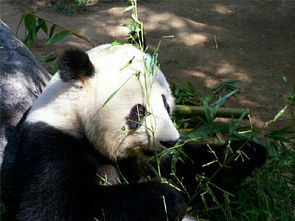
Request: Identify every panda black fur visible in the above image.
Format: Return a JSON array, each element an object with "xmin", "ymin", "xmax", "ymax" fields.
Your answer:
[{"xmin": 7, "ymin": 45, "xmax": 266, "ymax": 221}]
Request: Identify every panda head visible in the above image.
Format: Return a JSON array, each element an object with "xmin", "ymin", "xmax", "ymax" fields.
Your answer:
[{"xmin": 27, "ymin": 44, "xmax": 179, "ymax": 159}]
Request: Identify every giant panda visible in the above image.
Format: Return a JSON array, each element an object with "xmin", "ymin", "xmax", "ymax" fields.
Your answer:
[{"xmin": 6, "ymin": 44, "xmax": 266, "ymax": 221}]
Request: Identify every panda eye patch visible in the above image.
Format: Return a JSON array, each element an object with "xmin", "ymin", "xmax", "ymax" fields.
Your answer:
[
  {"xmin": 161, "ymin": 95, "xmax": 170, "ymax": 114},
  {"xmin": 126, "ymin": 104, "xmax": 147, "ymax": 130}
]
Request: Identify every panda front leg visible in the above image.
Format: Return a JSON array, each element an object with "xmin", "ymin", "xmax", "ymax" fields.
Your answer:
[
  {"xmin": 14, "ymin": 124, "xmax": 186, "ymax": 221},
  {"xmin": 94, "ymin": 182, "xmax": 186, "ymax": 221},
  {"xmin": 16, "ymin": 160, "xmax": 186, "ymax": 221}
]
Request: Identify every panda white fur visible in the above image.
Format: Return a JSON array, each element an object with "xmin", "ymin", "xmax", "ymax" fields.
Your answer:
[
  {"xmin": 26, "ymin": 44, "xmax": 179, "ymax": 160},
  {"xmin": 9, "ymin": 44, "xmax": 266, "ymax": 221}
]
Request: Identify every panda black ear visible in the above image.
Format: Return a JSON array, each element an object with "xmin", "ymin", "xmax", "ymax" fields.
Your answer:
[{"xmin": 58, "ymin": 48, "xmax": 94, "ymax": 82}]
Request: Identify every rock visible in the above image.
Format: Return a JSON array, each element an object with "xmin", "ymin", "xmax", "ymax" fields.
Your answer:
[{"xmin": 0, "ymin": 19, "xmax": 51, "ymax": 177}]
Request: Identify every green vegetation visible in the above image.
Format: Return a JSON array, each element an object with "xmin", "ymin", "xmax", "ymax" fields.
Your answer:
[
  {"xmin": 121, "ymin": 1, "xmax": 295, "ymax": 220},
  {"xmin": 169, "ymin": 80, "xmax": 295, "ymax": 221},
  {"xmin": 17, "ymin": 11, "xmax": 94, "ymax": 48},
  {"xmin": 17, "ymin": 11, "xmax": 94, "ymax": 74}
]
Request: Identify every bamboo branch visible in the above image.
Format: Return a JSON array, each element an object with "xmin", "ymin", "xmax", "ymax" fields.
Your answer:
[{"xmin": 174, "ymin": 105, "xmax": 248, "ymax": 119}]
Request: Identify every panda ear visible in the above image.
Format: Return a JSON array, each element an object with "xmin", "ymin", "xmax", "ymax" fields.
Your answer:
[{"xmin": 58, "ymin": 48, "xmax": 94, "ymax": 82}]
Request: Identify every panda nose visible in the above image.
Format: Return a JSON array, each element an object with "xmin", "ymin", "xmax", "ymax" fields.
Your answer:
[{"xmin": 160, "ymin": 139, "xmax": 178, "ymax": 148}]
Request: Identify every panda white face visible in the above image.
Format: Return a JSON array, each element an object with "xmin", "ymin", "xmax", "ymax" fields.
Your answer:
[{"xmin": 26, "ymin": 44, "xmax": 180, "ymax": 160}]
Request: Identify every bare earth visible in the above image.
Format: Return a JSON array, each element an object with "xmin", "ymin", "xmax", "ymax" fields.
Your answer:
[{"xmin": 1, "ymin": 0, "xmax": 295, "ymax": 129}]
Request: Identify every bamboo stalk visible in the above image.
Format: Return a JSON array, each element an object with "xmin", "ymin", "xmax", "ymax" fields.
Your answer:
[{"xmin": 174, "ymin": 105, "xmax": 249, "ymax": 119}]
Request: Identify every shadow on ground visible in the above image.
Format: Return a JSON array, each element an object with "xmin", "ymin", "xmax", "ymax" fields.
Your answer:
[{"xmin": 1, "ymin": 0, "xmax": 295, "ymax": 128}]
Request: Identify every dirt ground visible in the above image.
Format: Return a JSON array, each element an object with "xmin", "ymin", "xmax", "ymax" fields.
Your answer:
[{"xmin": 1, "ymin": 0, "xmax": 295, "ymax": 129}]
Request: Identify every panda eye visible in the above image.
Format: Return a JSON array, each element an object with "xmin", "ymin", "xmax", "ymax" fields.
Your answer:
[
  {"xmin": 126, "ymin": 104, "xmax": 147, "ymax": 130},
  {"xmin": 161, "ymin": 95, "xmax": 170, "ymax": 114}
]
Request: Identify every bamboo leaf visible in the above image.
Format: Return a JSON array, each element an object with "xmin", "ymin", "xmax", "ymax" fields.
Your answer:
[
  {"xmin": 22, "ymin": 13, "xmax": 37, "ymax": 46},
  {"xmin": 47, "ymin": 30, "xmax": 71, "ymax": 45},
  {"xmin": 17, "ymin": 11, "xmax": 94, "ymax": 47},
  {"xmin": 38, "ymin": 52, "xmax": 57, "ymax": 64},
  {"xmin": 49, "ymin": 24, "xmax": 56, "ymax": 39},
  {"xmin": 212, "ymin": 88, "xmax": 239, "ymax": 107},
  {"xmin": 37, "ymin": 18, "xmax": 48, "ymax": 34},
  {"xmin": 120, "ymin": 56, "xmax": 135, "ymax": 71},
  {"xmin": 264, "ymin": 105, "xmax": 288, "ymax": 128},
  {"xmin": 131, "ymin": 14, "xmax": 141, "ymax": 24},
  {"xmin": 24, "ymin": 13, "xmax": 36, "ymax": 31},
  {"xmin": 126, "ymin": 112, "xmax": 152, "ymax": 130},
  {"xmin": 111, "ymin": 41, "xmax": 124, "ymax": 46},
  {"xmin": 230, "ymin": 108, "xmax": 248, "ymax": 131},
  {"xmin": 121, "ymin": 5, "xmax": 135, "ymax": 13},
  {"xmin": 102, "ymin": 74, "xmax": 134, "ymax": 108},
  {"xmin": 122, "ymin": 24, "xmax": 140, "ymax": 32},
  {"xmin": 122, "ymin": 24, "xmax": 135, "ymax": 32},
  {"xmin": 16, "ymin": 13, "xmax": 25, "ymax": 37},
  {"xmin": 283, "ymin": 76, "xmax": 292, "ymax": 93},
  {"xmin": 273, "ymin": 106, "xmax": 288, "ymax": 122},
  {"xmin": 49, "ymin": 63, "xmax": 58, "ymax": 75},
  {"xmin": 70, "ymin": 32, "xmax": 95, "ymax": 47}
]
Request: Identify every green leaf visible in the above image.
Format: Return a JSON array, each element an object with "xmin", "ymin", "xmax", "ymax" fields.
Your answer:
[
  {"xmin": 37, "ymin": 18, "xmax": 48, "ymax": 34},
  {"xmin": 230, "ymin": 109, "xmax": 249, "ymax": 132},
  {"xmin": 267, "ymin": 128, "xmax": 295, "ymax": 137},
  {"xmin": 22, "ymin": 13, "xmax": 37, "ymax": 46},
  {"xmin": 47, "ymin": 30, "xmax": 71, "ymax": 45},
  {"xmin": 49, "ymin": 63, "xmax": 58, "ymax": 75},
  {"xmin": 70, "ymin": 32, "xmax": 94, "ymax": 46},
  {"xmin": 264, "ymin": 105, "xmax": 288, "ymax": 128},
  {"xmin": 265, "ymin": 135, "xmax": 291, "ymax": 142},
  {"xmin": 212, "ymin": 88, "xmax": 239, "ymax": 107},
  {"xmin": 111, "ymin": 41, "xmax": 124, "ymax": 46},
  {"xmin": 150, "ymin": 41, "xmax": 161, "ymax": 72},
  {"xmin": 271, "ymin": 128, "xmax": 294, "ymax": 135},
  {"xmin": 16, "ymin": 13, "xmax": 25, "ymax": 37},
  {"xmin": 122, "ymin": 24, "xmax": 140, "ymax": 32},
  {"xmin": 186, "ymin": 124, "xmax": 211, "ymax": 138},
  {"xmin": 120, "ymin": 56, "xmax": 135, "ymax": 71},
  {"xmin": 38, "ymin": 52, "xmax": 57, "ymax": 64},
  {"xmin": 24, "ymin": 13, "xmax": 36, "ymax": 32},
  {"xmin": 49, "ymin": 24, "xmax": 56, "ymax": 39},
  {"xmin": 283, "ymin": 76, "xmax": 295, "ymax": 96},
  {"xmin": 24, "ymin": 31, "xmax": 37, "ymax": 47},
  {"xmin": 102, "ymin": 74, "xmax": 134, "ymax": 108},
  {"xmin": 121, "ymin": 5, "xmax": 135, "ymax": 13},
  {"xmin": 202, "ymin": 96, "xmax": 216, "ymax": 124},
  {"xmin": 210, "ymin": 80, "xmax": 240, "ymax": 93},
  {"xmin": 273, "ymin": 106, "xmax": 288, "ymax": 122},
  {"xmin": 131, "ymin": 14, "xmax": 141, "ymax": 24},
  {"xmin": 126, "ymin": 112, "xmax": 152, "ymax": 132}
]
